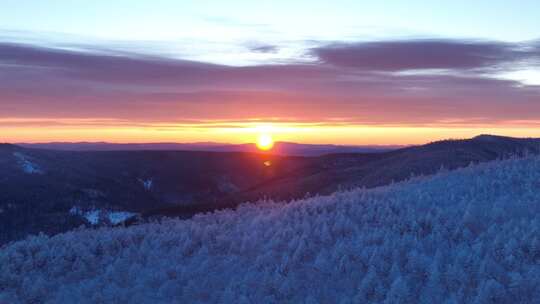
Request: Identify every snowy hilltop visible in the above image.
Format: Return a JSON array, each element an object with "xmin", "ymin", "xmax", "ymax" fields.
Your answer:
[{"xmin": 1, "ymin": 156, "xmax": 540, "ymax": 303}]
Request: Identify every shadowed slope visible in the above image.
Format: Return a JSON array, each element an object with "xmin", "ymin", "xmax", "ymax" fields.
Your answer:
[
  {"xmin": 2, "ymin": 156, "xmax": 539, "ymax": 303},
  {"xmin": 142, "ymin": 135, "xmax": 540, "ymax": 220}
]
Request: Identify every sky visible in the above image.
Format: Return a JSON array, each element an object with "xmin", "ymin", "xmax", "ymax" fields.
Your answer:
[{"xmin": 1, "ymin": 0, "xmax": 539, "ymax": 145}]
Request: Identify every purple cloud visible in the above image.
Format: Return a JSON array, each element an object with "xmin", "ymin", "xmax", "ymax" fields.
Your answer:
[
  {"xmin": 1, "ymin": 41, "xmax": 539, "ymax": 126},
  {"xmin": 0, "ymin": 43, "xmax": 225, "ymax": 85},
  {"xmin": 0, "ymin": 42, "xmax": 330, "ymax": 89},
  {"xmin": 313, "ymin": 39, "xmax": 535, "ymax": 71}
]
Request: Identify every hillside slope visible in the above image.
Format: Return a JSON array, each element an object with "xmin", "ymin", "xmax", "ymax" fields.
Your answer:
[
  {"xmin": 0, "ymin": 145, "xmax": 311, "ymax": 244},
  {"xmin": 1, "ymin": 135, "xmax": 539, "ymax": 245},
  {"xmin": 240, "ymin": 135, "xmax": 540, "ymax": 199},
  {"xmin": 2, "ymin": 156, "xmax": 539, "ymax": 303},
  {"xmin": 143, "ymin": 135, "xmax": 540, "ymax": 219}
]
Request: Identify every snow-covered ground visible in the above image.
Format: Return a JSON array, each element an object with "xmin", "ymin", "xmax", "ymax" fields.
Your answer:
[
  {"xmin": 13, "ymin": 152, "xmax": 43, "ymax": 174},
  {"xmin": 69, "ymin": 207, "xmax": 137, "ymax": 225},
  {"xmin": 138, "ymin": 178, "xmax": 153, "ymax": 191},
  {"xmin": 1, "ymin": 157, "xmax": 540, "ymax": 303}
]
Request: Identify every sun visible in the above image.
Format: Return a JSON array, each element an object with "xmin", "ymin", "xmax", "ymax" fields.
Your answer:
[{"xmin": 256, "ymin": 133, "xmax": 274, "ymax": 151}]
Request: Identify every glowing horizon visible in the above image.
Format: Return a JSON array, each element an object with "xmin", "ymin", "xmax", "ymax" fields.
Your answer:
[
  {"xmin": 3, "ymin": 119, "xmax": 540, "ymax": 146},
  {"xmin": 1, "ymin": 1, "xmax": 539, "ymax": 144}
]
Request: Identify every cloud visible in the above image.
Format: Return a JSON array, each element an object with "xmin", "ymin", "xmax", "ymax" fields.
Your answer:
[
  {"xmin": 246, "ymin": 43, "xmax": 279, "ymax": 53},
  {"xmin": 0, "ymin": 42, "xmax": 225, "ymax": 85},
  {"xmin": 313, "ymin": 39, "xmax": 537, "ymax": 71},
  {"xmin": 1, "ymin": 40, "xmax": 539, "ymax": 127},
  {"xmin": 0, "ymin": 42, "xmax": 330, "ymax": 89}
]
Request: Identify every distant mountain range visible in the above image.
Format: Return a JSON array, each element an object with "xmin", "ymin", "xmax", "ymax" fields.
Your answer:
[
  {"xmin": 16, "ymin": 141, "xmax": 402, "ymax": 156},
  {"xmin": 1, "ymin": 135, "xmax": 539, "ymax": 244}
]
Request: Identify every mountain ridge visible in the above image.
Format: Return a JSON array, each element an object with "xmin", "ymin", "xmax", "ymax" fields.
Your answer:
[
  {"xmin": 137, "ymin": 134, "xmax": 540, "ymax": 221},
  {"xmin": 1, "ymin": 134, "xmax": 539, "ymax": 244},
  {"xmin": 15, "ymin": 141, "xmax": 402, "ymax": 156}
]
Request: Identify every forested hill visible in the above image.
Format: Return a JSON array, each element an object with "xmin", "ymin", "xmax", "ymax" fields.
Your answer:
[
  {"xmin": 1, "ymin": 156, "xmax": 539, "ymax": 303},
  {"xmin": 1, "ymin": 135, "xmax": 539, "ymax": 245},
  {"xmin": 140, "ymin": 134, "xmax": 540, "ymax": 219}
]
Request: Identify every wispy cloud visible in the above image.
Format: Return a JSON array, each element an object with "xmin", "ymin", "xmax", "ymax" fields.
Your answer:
[{"xmin": 246, "ymin": 42, "xmax": 279, "ymax": 53}]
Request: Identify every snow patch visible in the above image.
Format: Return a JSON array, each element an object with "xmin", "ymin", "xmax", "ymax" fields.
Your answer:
[
  {"xmin": 108, "ymin": 211, "xmax": 137, "ymax": 225},
  {"xmin": 84, "ymin": 210, "xmax": 101, "ymax": 225},
  {"xmin": 69, "ymin": 206, "xmax": 82, "ymax": 215},
  {"xmin": 138, "ymin": 178, "xmax": 153, "ymax": 191},
  {"xmin": 69, "ymin": 206, "xmax": 136, "ymax": 225},
  {"xmin": 13, "ymin": 152, "xmax": 43, "ymax": 174}
]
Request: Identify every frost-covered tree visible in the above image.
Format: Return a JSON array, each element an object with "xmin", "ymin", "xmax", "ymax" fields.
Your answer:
[
  {"xmin": 384, "ymin": 277, "xmax": 409, "ymax": 304},
  {"xmin": 473, "ymin": 279, "xmax": 504, "ymax": 304},
  {"xmin": 1, "ymin": 156, "xmax": 540, "ymax": 303}
]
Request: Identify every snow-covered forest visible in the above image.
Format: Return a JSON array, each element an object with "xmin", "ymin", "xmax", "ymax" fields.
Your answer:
[{"xmin": 1, "ymin": 156, "xmax": 540, "ymax": 303}]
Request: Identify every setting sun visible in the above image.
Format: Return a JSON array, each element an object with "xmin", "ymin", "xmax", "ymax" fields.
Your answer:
[{"xmin": 256, "ymin": 133, "xmax": 274, "ymax": 151}]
